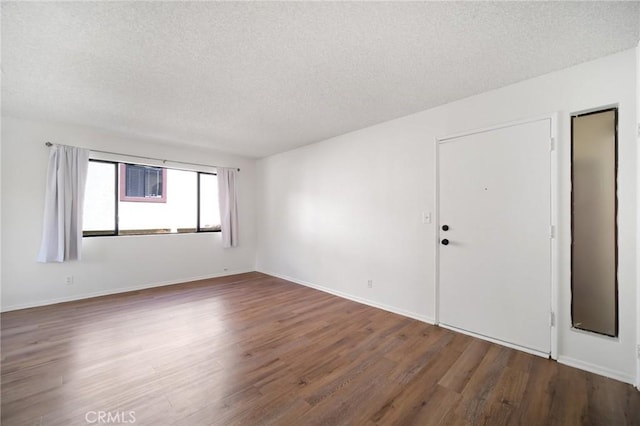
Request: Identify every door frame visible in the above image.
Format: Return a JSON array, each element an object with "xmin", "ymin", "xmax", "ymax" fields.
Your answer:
[{"xmin": 434, "ymin": 113, "xmax": 559, "ymax": 360}]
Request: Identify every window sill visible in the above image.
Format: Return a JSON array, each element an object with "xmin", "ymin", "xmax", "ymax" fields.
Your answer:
[{"xmin": 83, "ymin": 228, "xmax": 221, "ymax": 237}]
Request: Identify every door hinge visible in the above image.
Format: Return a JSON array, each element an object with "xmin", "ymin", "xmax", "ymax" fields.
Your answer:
[
  {"xmin": 550, "ymin": 225, "xmax": 555, "ymax": 239},
  {"xmin": 550, "ymin": 311, "xmax": 555, "ymax": 327},
  {"xmin": 549, "ymin": 137, "xmax": 555, "ymax": 151}
]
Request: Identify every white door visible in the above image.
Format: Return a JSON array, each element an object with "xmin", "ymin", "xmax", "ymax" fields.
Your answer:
[{"xmin": 438, "ymin": 119, "xmax": 552, "ymax": 355}]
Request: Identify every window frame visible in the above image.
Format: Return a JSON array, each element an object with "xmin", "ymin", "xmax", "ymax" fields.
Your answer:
[
  {"xmin": 83, "ymin": 160, "xmax": 119, "ymax": 238},
  {"xmin": 83, "ymin": 159, "xmax": 221, "ymax": 237},
  {"xmin": 197, "ymin": 171, "xmax": 221, "ymax": 233}
]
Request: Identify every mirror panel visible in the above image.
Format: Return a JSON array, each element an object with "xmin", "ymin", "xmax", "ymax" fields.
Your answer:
[{"xmin": 571, "ymin": 108, "xmax": 618, "ymax": 337}]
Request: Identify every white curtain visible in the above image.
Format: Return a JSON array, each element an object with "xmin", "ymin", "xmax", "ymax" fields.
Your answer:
[
  {"xmin": 217, "ymin": 167, "xmax": 238, "ymax": 248},
  {"xmin": 37, "ymin": 144, "xmax": 90, "ymax": 262}
]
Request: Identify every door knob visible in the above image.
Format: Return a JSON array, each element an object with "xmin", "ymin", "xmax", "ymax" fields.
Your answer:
[
  {"xmin": 441, "ymin": 239, "xmax": 449, "ymax": 245},
  {"xmin": 442, "ymin": 225, "xmax": 449, "ymax": 231}
]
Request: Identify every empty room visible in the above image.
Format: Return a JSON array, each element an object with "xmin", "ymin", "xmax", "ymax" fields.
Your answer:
[{"xmin": 2, "ymin": 1, "xmax": 640, "ymax": 425}]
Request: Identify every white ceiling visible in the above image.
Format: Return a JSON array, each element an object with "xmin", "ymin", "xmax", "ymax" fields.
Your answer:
[{"xmin": 2, "ymin": 2, "xmax": 639, "ymax": 158}]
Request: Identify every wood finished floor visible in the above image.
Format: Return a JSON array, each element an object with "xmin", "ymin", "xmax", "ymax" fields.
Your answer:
[{"xmin": 2, "ymin": 272, "xmax": 639, "ymax": 426}]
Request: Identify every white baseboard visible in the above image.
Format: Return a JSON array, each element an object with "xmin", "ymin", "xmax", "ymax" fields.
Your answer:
[
  {"xmin": 258, "ymin": 269, "xmax": 435, "ymax": 325},
  {"xmin": 558, "ymin": 355, "xmax": 635, "ymax": 385},
  {"xmin": 1, "ymin": 268, "xmax": 255, "ymax": 313}
]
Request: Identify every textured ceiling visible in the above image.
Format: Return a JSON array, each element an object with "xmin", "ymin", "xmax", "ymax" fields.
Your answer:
[{"xmin": 2, "ymin": 2, "xmax": 639, "ymax": 158}]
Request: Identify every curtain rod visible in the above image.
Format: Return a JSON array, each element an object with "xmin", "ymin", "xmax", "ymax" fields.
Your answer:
[{"xmin": 44, "ymin": 142, "xmax": 240, "ymax": 172}]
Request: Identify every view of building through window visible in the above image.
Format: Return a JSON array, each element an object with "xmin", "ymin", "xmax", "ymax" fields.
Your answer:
[{"xmin": 120, "ymin": 164, "xmax": 167, "ymax": 202}]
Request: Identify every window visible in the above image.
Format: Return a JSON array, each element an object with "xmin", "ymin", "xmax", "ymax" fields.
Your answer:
[
  {"xmin": 83, "ymin": 160, "xmax": 117, "ymax": 236},
  {"xmin": 198, "ymin": 173, "xmax": 221, "ymax": 231},
  {"xmin": 83, "ymin": 160, "xmax": 221, "ymax": 236},
  {"xmin": 120, "ymin": 164, "xmax": 166, "ymax": 202}
]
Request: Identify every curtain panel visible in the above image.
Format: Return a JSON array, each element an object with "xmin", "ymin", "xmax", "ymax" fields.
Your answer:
[
  {"xmin": 37, "ymin": 144, "xmax": 90, "ymax": 262},
  {"xmin": 217, "ymin": 167, "xmax": 238, "ymax": 248}
]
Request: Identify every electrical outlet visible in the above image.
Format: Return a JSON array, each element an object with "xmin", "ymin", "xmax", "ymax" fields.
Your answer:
[
  {"xmin": 637, "ymin": 344, "xmax": 640, "ymax": 359},
  {"xmin": 367, "ymin": 279, "xmax": 373, "ymax": 288},
  {"xmin": 65, "ymin": 276, "xmax": 74, "ymax": 285}
]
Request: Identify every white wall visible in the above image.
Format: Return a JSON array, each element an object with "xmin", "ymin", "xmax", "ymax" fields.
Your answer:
[
  {"xmin": 1, "ymin": 116, "xmax": 257, "ymax": 311},
  {"xmin": 256, "ymin": 48, "xmax": 638, "ymax": 384},
  {"xmin": 636, "ymin": 40, "xmax": 640, "ymax": 389}
]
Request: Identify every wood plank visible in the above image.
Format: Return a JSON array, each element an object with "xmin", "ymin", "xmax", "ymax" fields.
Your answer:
[{"xmin": 438, "ymin": 338, "xmax": 491, "ymax": 393}]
